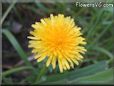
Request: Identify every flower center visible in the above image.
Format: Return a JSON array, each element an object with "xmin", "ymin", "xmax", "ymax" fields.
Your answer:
[{"xmin": 56, "ymin": 39, "xmax": 63, "ymax": 46}]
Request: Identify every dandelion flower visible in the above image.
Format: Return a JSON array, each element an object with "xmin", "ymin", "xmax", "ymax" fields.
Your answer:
[{"xmin": 28, "ymin": 14, "xmax": 87, "ymax": 73}]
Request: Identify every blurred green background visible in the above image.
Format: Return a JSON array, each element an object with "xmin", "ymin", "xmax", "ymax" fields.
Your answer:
[{"xmin": 2, "ymin": 1, "xmax": 114, "ymax": 85}]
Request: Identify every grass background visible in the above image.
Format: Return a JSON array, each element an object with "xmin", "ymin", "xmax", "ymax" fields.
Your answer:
[{"xmin": 2, "ymin": 0, "xmax": 114, "ymax": 85}]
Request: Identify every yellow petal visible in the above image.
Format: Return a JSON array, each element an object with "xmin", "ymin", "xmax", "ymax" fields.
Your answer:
[
  {"xmin": 37, "ymin": 53, "xmax": 47, "ymax": 62},
  {"xmin": 52, "ymin": 56, "xmax": 56, "ymax": 69},
  {"xmin": 63, "ymin": 58, "xmax": 70, "ymax": 70},
  {"xmin": 34, "ymin": 54, "xmax": 40, "ymax": 59},
  {"xmin": 63, "ymin": 52, "xmax": 74, "ymax": 68},
  {"xmin": 46, "ymin": 55, "xmax": 53, "ymax": 67},
  {"xmin": 58, "ymin": 58, "xmax": 63, "ymax": 73},
  {"xmin": 71, "ymin": 57, "xmax": 79, "ymax": 65},
  {"xmin": 41, "ymin": 19, "xmax": 46, "ymax": 25}
]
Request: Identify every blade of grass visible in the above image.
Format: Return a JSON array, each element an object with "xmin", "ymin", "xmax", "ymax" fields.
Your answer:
[
  {"xmin": 82, "ymin": 8, "xmax": 97, "ymax": 34},
  {"xmin": 86, "ymin": 9, "xmax": 104, "ymax": 38},
  {"xmin": 93, "ymin": 46, "xmax": 114, "ymax": 64},
  {"xmin": 2, "ymin": 29, "xmax": 39, "ymax": 83},
  {"xmin": 2, "ymin": 66, "xmax": 33, "ymax": 77},
  {"xmin": 2, "ymin": 29, "xmax": 32, "ymax": 66},
  {"xmin": 1, "ymin": 0, "xmax": 17, "ymax": 25},
  {"xmin": 87, "ymin": 24, "xmax": 111, "ymax": 49}
]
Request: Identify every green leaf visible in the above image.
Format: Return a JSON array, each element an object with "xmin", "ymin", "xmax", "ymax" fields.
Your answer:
[
  {"xmin": 70, "ymin": 68, "xmax": 113, "ymax": 84},
  {"xmin": 39, "ymin": 61, "xmax": 108, "ymax": 84}
]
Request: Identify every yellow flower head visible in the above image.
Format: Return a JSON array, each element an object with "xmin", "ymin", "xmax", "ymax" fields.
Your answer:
[{"xmin": 28, "ymin": 14, "xmax": 87, "ymax": 73}]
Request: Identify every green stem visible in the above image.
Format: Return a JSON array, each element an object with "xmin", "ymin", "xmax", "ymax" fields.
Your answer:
[{"xmin": 34, "ymin": 65, "xmax": 47, "ymax": 84}]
